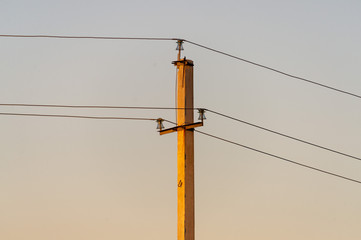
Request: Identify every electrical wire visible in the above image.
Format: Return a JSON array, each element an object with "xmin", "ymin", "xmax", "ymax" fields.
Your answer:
[
  {"xmin": 1, "ymin": 109, "xmax": 360, "ymax": 184},
  {"xmin": 195, "ymin": 129, "xmax": 361, "ymax": 185},
  {"xmin": 1, "ymin": 34, "xmax": 360, "ymax": 99},
  {"xmin": 184, "ymin": 40, "xmax": 361, "ymax": 99},
  {"xmin": 0, "ymin": 103, "xmax": 197, "ymax": 110},
  {"xmin": 0, "ymin": 34, "xmax": 180, "ymax": 41},
  {"xmin": 0, "ymin": 112, "xmax": 159, "ymax": 121},
  {"xmin": 206, "ymin": 109, "xmax": 361, "ymax": 162},
  {"xmin": 2, "ymin": 103, "xmax": 360, "ymax": 163}
]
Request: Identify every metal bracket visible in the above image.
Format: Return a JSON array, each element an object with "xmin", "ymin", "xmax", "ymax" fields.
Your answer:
[{"xmin": 159, "ymin": 121, "xmax": 203, "ymax": 135}]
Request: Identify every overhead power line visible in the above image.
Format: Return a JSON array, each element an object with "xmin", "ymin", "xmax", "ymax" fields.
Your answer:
[
  {"xmin": 1, "ymin": 109, "xmax": 360, "ymax": 185},
  {"xmin": 0, "ymin": 103, "xmax": 197, "ymax": 110},
  {"xmin": 0, "ymin": 34, "xmax": 179, "ymax": 41},
  {"xmin": 184, "ymin": 40, "xmax": 361, "ymax": 99},
  {"xmin": 0, "ymin": 112, "xmax": 161, "ymax": 121},
  {"xmin": 1, "ymin": 34, "xmax": 360, "ymax": 100},
  {"xmin": 206, "ymin": 109, "xmax": 361, "ymax": 162},
  {"xmin": 195, "ymin": 130, "xmax": 361, "ymax": 185},
  {"xmin": 2, "ymin": 103, "xmax": 360, "ymax": 163}
]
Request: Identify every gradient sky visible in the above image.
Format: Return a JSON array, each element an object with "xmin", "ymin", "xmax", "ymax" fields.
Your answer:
[{"xmin": 1, "ymin": 1, "xmax": 361, "ymax": 239}]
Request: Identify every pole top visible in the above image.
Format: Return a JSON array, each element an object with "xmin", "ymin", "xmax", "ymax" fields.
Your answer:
[{"xmin": 172, "ymin": 57, "xmax": 194, "ymax": 67}]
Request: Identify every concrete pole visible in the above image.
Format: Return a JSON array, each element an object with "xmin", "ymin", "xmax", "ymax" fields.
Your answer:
[{"xmin": 174, "ymin": 58, "xmax": 195, "ymax": 240}]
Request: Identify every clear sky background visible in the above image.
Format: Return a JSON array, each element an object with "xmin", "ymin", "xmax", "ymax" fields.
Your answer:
[{"xmin": 1, "ymin": 0, "xmax": 361, "ymax": 239}]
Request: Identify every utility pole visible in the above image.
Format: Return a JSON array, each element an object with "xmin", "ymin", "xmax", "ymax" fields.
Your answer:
[{"xmin": 157, "ymin": 41, "xmax": 204, "ymax": 240}]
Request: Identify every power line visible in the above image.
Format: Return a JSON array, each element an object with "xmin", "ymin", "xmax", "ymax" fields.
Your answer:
[
  {"xmin": 0, "ymin": 112, "xmax": 159, "ymax": 121},
  {"xmin": 2, "ymin": 109, "xmax": 360, "ymax": 184},
  {"xmin": 1, "ymin": 34, "xmax": 360, "ymax": 100},
  {"xmin": 2, "ymin": 103, "xmax": 360, "ymax": 164},
  {"xmin": 184, "ymin": 40, "xmax": 361, "ymax": 99},
  {"xmin": 0, "ymin": 112, "xmax": 177, "ymax": 126},
  {"xmin": 195, "ymin": 130, "xmax": 361, "ymax": 185},
  {"xmin": 3, "ymin": 103, "xmax": 360, "ymax": 163},
  {"xmin": 0, "ymin": 103, "xmax": 197, "ymax": 110},
  {"xmin": 0, "ymin": 34, "xmax": 180, "ymax": 41},
  {"xmin": 206, "ymin": 109, "xmax": 361, "ymax": 162}
]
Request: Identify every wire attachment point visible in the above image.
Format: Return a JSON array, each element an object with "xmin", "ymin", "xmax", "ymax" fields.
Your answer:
[
  {"xmin": 156, "ymin": 118, "xmax": 165, "ymax": 130},
  {"xmin": 176, "ymin": 40, "xmax": 184, "ymax": 51},
  {"xmin": 176, "ymin": 40, "xmax": 184, "ymax": 60},
  {"xmin": 197, "ymin": 108, "xmax": 206, "ymax": 121}
]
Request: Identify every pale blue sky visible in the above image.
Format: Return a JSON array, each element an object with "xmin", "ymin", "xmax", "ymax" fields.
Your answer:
[{"xmin": 1, "ymin": 1, "xmax": 361, "ymax": 239}]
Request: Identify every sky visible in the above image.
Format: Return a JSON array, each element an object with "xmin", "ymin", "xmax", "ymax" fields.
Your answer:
[{"xmin": 1, "ymin": 0, "xmax": 361, "ymax": 239}]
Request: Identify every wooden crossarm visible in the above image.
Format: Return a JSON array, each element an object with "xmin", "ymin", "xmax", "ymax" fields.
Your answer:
[{"xmin": 159, "ymin": 122, "xmax": 203, "ymax": 135}]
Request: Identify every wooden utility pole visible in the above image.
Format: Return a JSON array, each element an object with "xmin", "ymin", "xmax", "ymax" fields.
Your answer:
[
  {"xmin": 158, "ymin": 55, "xmax": 203, "ymax": 240},
  {"xmin": 175, "ymin": 58, "xmax": 195, "ymax": 240},
  {"xmin": 158, "ymin": 40, "xmax": 203, "ymax": 240}
]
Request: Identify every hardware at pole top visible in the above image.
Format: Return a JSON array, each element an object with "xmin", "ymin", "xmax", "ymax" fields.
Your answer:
[{"xmin": 176, "ymin": 40, "xmax": 184, "ymax": 61}]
